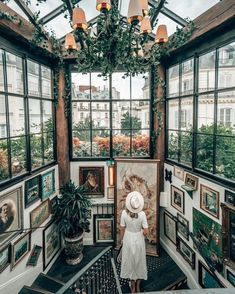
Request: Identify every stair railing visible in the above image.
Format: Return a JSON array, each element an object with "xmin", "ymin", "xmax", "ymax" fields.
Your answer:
[{"xmin": 56, "ymin": 246, "xmax": 122, "ymax": 294}]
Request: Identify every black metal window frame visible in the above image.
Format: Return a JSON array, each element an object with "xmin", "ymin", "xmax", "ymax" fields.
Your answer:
[
  {"xmin": 165, "ymin": 38, "xmax": 235, "ymax": 188},
  {"xmin": 69, "ymin": 70, "xmax": 154, "ymax": 160},
  {"xmin": 0, "ymin": 46, "xmax": 56, "ymax": 188}
]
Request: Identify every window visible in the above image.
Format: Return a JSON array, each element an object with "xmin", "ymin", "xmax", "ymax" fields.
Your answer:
[
  {"xmin": 166, "ymin": 41, "xmax": 235, "ymax": 182},
  {"xmin": 0, "ymin": 50, "xmax": 55, "ymax": 184},
  {"xmin": 71, "ymin": 72, "xmax": 151, "ymax": 158}
]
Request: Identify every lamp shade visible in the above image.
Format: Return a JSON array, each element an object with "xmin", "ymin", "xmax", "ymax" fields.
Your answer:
[
  {"xmin": 155, "ymin": 24, "xmax": 168, "ymax": 43},
  {"xmin": 65, "ymin": 33, "xmax": 77, "ymax": 50},
  {"xmin": 140, "ymin": 17, "xmax": 152, "ymax": 34},
  {"xmin": 96, "ymin": 0, "xmax": 111, "ymax": 12},
  {"xmin": 72, "ymin": 7, "xmax": 88, "ymax": 31},
  {"xmin": 140, "ymin": 0, "xmax": 148, "ymax": 16},
  {"xmin": 127, "ymin": 0, "xmax": 143, "ymax": 25}
]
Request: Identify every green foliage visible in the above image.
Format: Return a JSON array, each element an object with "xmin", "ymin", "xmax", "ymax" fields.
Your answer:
[
  {"xmin": 52, "ymin": 181, "xmax": 92, "ymax": 237},
  {"xmin": 121, "ymin": 112, "xmax": 141, "ymax": 135}
]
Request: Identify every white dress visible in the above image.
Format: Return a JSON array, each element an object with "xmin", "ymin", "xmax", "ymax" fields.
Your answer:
[{"xmin": 120, "ymin": 210, "xmax": 148, "ymax": 280}]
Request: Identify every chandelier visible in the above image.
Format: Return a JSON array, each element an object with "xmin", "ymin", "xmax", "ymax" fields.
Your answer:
[{"xmin": 64, "ymin": 0, "xmax": 168, "ymax": 77}]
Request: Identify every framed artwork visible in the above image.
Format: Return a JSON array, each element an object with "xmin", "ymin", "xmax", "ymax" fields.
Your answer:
[
  {"xmin": 171, "ymin": 185, "xmax": 184, "ymax": 214},
  {"xmin": 0, "ymin": 244, "xmax": 10, "ymax": 273},
  {"xmin": 79, "ymin": 166, "xmax": 104, "ymax": 197},
  {"xmin": 11, "ymin": 231, "xmax": 31, "ymax": 269},
  {"xmin": 107, "ymin": 187, "xmax": 114, "ymax": 200},
  {"xmin": 200, "ymin": 184, "xmax": 219, "ymax": 219},
  {"xmin": 177, "ymin": 213, "xmax": 189, "ymax": 240},
  {"xmin": 227, "ymin": 268, "xmax": 235, "ymax": 286},
  {"xmin": 115, "ymin": 159, "xmax": 160, "ymax": 256},
  {"xmin": 27, "ymin": 245, "xmax": 42, "ymax": 266},
  {"xmin": 193, "ymin": 208, "xmax": 223, "ymax": 273},
  {"xmin": 164, "ymin": 210, "xmax": 177, "ymax": 245},
  {"xmin": 93, "ymin": 214, "xmax": 114, "ymax": 244},
  {"xmin": 173, "ymin": 166, "xmax": 184, "ymax": 181},
  {"xmin": 41, "ymin": 170, "xmax": 55, "ymax": 200},
  {"xmin": 25, "ymin": 175, "xmax": 41, "ymax": 208},
  {"xmin": 177, "ymin": 237, "xmax": 195, "ymax": 269},
  {"xmin": 0, "ymin": 187, "xmax": 23, "ymax": 247},
  {"xmin": 30, "ymin": 199, "xmax": 50, "ymax": 229},
  {"xmin": 185, "ymin": 173, "xmax": 198, "ymax": 190},
  {"xmin": 225, "ymin": 190, "xmax": 235, "ymax": 207},
  {"xmin": 198, "ymin": 261, "xmax": 224, "ymax": 288},
  {"xmin": 43, "ymin": 221, "xmax": 61, "ymax": 270},
  {"xmin": 50, "ymin": 196, "xmax": 58, "ymax": 214}
]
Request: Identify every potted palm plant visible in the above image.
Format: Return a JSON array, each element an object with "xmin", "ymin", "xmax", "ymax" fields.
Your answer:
[{"xmin": 52, "ymin": 180, "xmax": 92, "ymax": 265}]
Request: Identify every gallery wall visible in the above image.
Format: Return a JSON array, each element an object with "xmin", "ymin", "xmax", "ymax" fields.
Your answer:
[{"xmin": 0, "ymin": 165, "xmax": 60, "ymax": 294}]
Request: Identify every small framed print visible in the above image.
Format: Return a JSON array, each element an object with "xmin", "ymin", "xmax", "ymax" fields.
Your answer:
[
  {"xmin": 79, "ymin": 166, "xmax": 104, "ymax": 197},
  {"xmin": 93, "ymin": 215, "xmax": 114, "ymax": 244},
  {"xmin": 177, "ymin": 237, "xmax": 195, "ymax": 269},
  {"xmin": 41, "ymin": 170, "xmax": 55, "ymax": 200},
  {"xmin": 200, "ymin": 184, "xmax": 219, "ymax": 219},
  {"xmin": 27, "ymin": 245, "xmax": 42, "ymax": 266},
  {"xmin": 30, "ymin": 200, "xmax": 50, "ymax": 229},
  {"xmin": 177, "ymin": 213, "xmax": 189, "ymax": 240},
  {"xmin": 25, "ymin": 175, "xmax": 41, "ymax": 208},
  {"xmin": 173, "ymin": 166, "xmax": 184, "ymax": 181},
  {"xmin": 227, "ymin": 268, "xmax": 235, "ymax": 286},
  {"xmin": 198, "ymin": 261, "xmax": 224, "ymax": 288},
  {"xmin": 11, "ymin": 231, "xmax": 31, "ymax": 269},
  {"xmin": 107, "ymin": 187, "xmax": 114, "ymax": 200},
  {"xmin": 225, "ymin": 190, "xmax": 235, "ymax": 207},
  {"xmin": 0, "ymin": 244, "xmax": 10, "ymax": 273},
  {"xmin": 171, "ymin": 185, "xmax": 184, "ymax": 214},
  {"xmin": 164, "ymin": 210, "xmax": 177, "ymax": 245},
  {"xmin": 185, "ymin": 173, "xmax": 198, "ymax": 190}
]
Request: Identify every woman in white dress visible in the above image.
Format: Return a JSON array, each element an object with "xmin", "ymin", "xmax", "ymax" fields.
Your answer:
[{"xmin": 120, "ymin": 191, "xmax": 149, "ymax": 293}]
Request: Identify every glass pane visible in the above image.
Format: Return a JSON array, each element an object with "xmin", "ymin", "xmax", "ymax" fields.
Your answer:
[
  {"xmin": 28, "ymin": 0, "xmax": 63, "ymax": 18},
  {"xmin": 31, "ymin": 134, "xmax": 43, "ymax": 169},
  {"xmin": 42, "ymin": 100, "xmax": 53, "ymax": 129},
  {"xmin": 137, "ymin": 101, "xmax": 150, "ymax": 129},
  {"xmin": 41, "ymin": 66, "xmax": 52, "ymax": 98},
  {"xmin": 131, "ymin": 102, "xmax": 143, "ymax": 131},
  {"xmin": 11, "ymin": 136, "xmax": 26, "ymax": 176},
  {"xmin": 72, "ymin": 102, "xmax": 90, "ymax": 127},
  {"xmin": 198, "ymin": 51, "xmax": 216, "ymax": 92},
  {"xmin": 180, "ymin": 131, "xmax": 192, "ymax": 166},
  {"xmin": 216, "ymin": 135, "xmax": 235, "ymax": 181},
  {"xmin": 196, "ymin": 134, "xmax": 213, "ymax": 173},
  {"xmin": 112, "ymin": 101, "xmax": 119, "ymax": 129},
  {"xmin": 112, "ymin": 73, "xmax": 130, "ymax": 100},
  {"xmin": 92, "ymin": 131, "xmax": 110, "ymax": 157},
  {"xmin": 181, "ymin": 59, "xmax": 194, "ymax": 95},
  {"xmin": 132, "ymin": 132, "xmax": 150, "ymax": 157},
  {"xmin": 168, "ymin": 130, "xmax": 179, "ymax": 160},
  {"xmin": 181, "ymin": 97, "xmax": 193, "ymax": 131},
  {"xmin": 27, "ymin": 60, "xmax": 40, "ymax": 97},
  {"xmin": 113, "ymin": 130, "xmax": 130, "ymax": 157},
  {"xmin": 6, "ymin": 52, "xmax": 23, "ymax": 94},
  {"xmin": 115, "ymin": 102, "xmax": 130, "ymax": 131},
  {"xmin": 8, "ymin": 96, "xmax": 25, "ymax": 136},
  {"xmin": 79, "ymin": 0, "xmax": 99, "ymax": 22},
  {"xmin": 218, "ymin": 42, "xmax": 235, "ymax": 89},
  {"xmin": 0, "ymin": 95, "xmax": 7, "ymax": 139},
  {"xmin": 0, "ymin": 139, "xmax": 9, "ymax": 181},
  {"xmin": 43, "ymin": 132, "xmax": 54, "ymax": 163},
  {"xmin": 92, "ymin": 103, "xmax": 110, "ymax": 129},
  {"xmin": 72, "ymin": 131, "xmax": 91, "ymax": 158},
  {"xmin": 217, "ymin": 91, "xmax": 235, "ymax": 134},
  {"xmin": 131, "ymin": 74, "xmax": 149, "ymax": 100},
  {"xmin": 168, "ymin": 64, "xmax": 179, "ymax": 98},
  {"xmin": 71, "ymin": 73, "xmax": 90, "ymax": 100},
  {"xmin": 29, "ymin": 99, "xmax": 41, "ymax": 133},
  {"xmin": 44, "ymin": 13, "xmax": 73, "ymax": 39},
  {"xmin": 0, "ymin": 49, "xmax": 4, "ymax": 91},
  {"xmin": 168, "ymin": 99, "xmax": 179, "ymax": 130},
  {"xmin": 198, "ymin": 94, "xmax": 214, "ymax": 132},
  {"xmin": 91, "ymin": 73, "xmax": 109, "ymax": 100}
]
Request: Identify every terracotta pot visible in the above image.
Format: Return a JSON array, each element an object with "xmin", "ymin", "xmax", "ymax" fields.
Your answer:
[{"xmin": 64, "ymin": 231, "xmax": 84, "ymax": 265}]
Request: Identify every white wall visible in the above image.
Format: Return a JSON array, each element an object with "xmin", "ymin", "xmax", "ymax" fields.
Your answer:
[
  {"xmin": 0, "ymin": 165, "xmax": 61, "ymax": 294},
  {"xmin": 160, "ymin": 162, "xmax": 234, "ymax": 289}
]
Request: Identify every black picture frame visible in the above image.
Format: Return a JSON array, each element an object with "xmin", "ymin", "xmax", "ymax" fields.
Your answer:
[
  {"xmin": 171, "ymin": 185, "xmax": 185, "ymax": 214},
  {"xmin": 93, "ymin": 214, "xmax": 114, "ymax": 245},
  {"xmin": 25, "ymin": 175, "xmax": 41, "ymax": 208},
  {"xmin": 227, "ymin": 268, "xmax": 235, "ymax": 286},
  {"xmin": 177, "ymin": 213, "xmax": 189, "ymax": 240},
  {"xmin": 164, "ymin": 210, "xmax": 177, "ymax": 245},
  {"xmin": 177, "ymin": 237, "xmax": 195, "ymax": 269},
  {"xmin": 198, "ymin": 261, "xmax": 224, "ymax": 288},
  {"xmin": 225, "ymin": 190, "xmax": 235, "ymax": 207},
  {"xmin": 0, "ymin": 244, "xmax": 10, "ymax": 273}
]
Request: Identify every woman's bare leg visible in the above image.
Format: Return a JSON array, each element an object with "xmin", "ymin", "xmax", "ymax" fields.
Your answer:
[
  {"xmin": 131, "ymin": 280, "xmax": 136, "ymax": 293},
  {"xmin": 136, "ymin": 279, "xmax": 141, "ymax": 292}
]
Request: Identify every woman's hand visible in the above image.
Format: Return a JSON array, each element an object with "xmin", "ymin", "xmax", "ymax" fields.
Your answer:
[{"xmin": 143, "ymin": 228, "xmax": 149, "ymax": 237}]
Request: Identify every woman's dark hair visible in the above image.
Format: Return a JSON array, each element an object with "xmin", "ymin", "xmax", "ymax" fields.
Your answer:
[{"xmin": 126, "ymin": 208, "xmax": 138, "ymax": 219}]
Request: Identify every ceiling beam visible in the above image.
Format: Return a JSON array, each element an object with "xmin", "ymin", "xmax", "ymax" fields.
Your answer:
[
  {"xmin": 150, "ymin": 0, "xmax": 166, "ymax": 27},
  {"xmin": 64, "ymin": 0, "xmax": 74, "ymax": 19},
  {"xmin": 39, "ymin": 4, "xmax": 64, "ymax": 25},
  {"xmin": 14, "ymin": 0, "xmax": 36, "ymax": 25}
]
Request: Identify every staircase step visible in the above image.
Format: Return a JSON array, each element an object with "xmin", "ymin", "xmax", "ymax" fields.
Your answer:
[
  {"xmin": 32, "ymin": 273, "xmax": 65, "ymax": 293},
  {"xmin": 18, "ymin": 286, "xmax": 54, "ymax": 294}
]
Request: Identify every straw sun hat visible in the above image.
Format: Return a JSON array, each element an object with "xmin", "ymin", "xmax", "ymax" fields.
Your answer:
[{"xmin": 125, "ymin": 191, "xmax": 144, "ymax": 213}]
